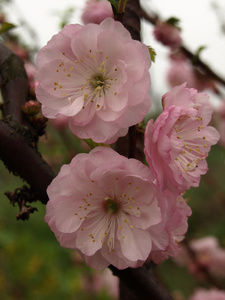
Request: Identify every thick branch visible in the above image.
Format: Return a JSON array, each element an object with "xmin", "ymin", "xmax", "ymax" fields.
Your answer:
[
  {"xmin": 0, "ymin": 43, "xmax": 30, "ymax": 124},
  {"xmin": 0, "ymin": 120, "xmax": 55, "ymax": 203},
  {"xmin": 110, "ymin": 265, "xmax": 174, "ymax": 300}
]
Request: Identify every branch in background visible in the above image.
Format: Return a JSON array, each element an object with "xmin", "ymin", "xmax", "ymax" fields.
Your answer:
[
  {"xmin": 0, "ymin": 43, "xmax": 54, "ymax": 205},
  {"xmin": 0, "ymin": 43, "xmax": 29, "ymax": 124},
  {"xmin": 137, "ymin": 6, "xmax": 225, "ymax": 87},
  {"xmin": 110, "ymin": 265, "xmax": 174, "ymax": 300}
]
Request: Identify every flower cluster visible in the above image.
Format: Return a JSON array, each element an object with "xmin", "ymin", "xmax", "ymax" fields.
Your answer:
[
  {"xmin": 38, "ymin": 14, "xmax": 219, "ymax": 271},
  {"xmin": 144, "ymin": 83, "xmax": 220, "ymax": 194},
  {"xmin": 45, "ymin": 147, "xmax": 191, "ymax": 269},
  {"xmin": 35, "ymin": 18, "xmax": 151, "ymax": 144}
]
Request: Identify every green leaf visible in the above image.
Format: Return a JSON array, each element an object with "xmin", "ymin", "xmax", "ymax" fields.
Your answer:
[
  {"xmin": 192, "ymin": 45, "xmax": 207, "ymax": 65},
  {"xmin": 107, "ymin": 0, "xmax": 118, "ymax": 10},
  {"xmin": 195, "ymin": 45, "xmax": 207, "ymax": 57},
  {"xmin": 0, "ymin": 22, "xmax": 16, "ymax": 35},
  {"xmin": 166, "ymin": 17, "xmax": 180, "ymax": 27},
  {"xmin": 148, "ymin": 46, "xmax": 156, "ymax": 63}
]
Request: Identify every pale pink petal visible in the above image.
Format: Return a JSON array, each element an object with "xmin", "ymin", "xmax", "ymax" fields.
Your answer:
[
  {"xmin": 99, "ymin": 17, "xmax": 131, "ymax": 42},
  {"xmin": 84, "ymin": 250, "xmax": 110, "ymax": 270},
  {"xmin": 117, "ymin": 224, "xmax": 152, "ymax": 261}
]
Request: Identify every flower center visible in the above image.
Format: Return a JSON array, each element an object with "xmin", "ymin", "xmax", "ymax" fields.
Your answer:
[
  {"xmin": 173, "ymin": 115, "xmax": 207, "ymax": 173},
  {"xmin": 105, "ymin": 198, "xmax": 120, "ymax": 214},
  {"xmin": 92, "ymin": 75, "xmax": 105, "ymax": 89}
]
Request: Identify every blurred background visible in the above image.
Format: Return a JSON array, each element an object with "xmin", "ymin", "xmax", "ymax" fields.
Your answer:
[{"xmin": 0, "ymin": 0, "xmax": 225, "ymax": 299}]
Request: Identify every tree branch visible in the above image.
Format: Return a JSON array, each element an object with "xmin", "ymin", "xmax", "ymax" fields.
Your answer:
[
  {"xmin": 109, "ymin": 265, "xmax": 174, "ymax": 300},
  {"xmin": 137, "ymin": 5, "xmax": 225, "ymax": 87},
  {"xmin": 0, "ymin": 43, "xmax": 29, "ymax": 124},
  {"xmin": 0, "ymin": 120, "xmax": 55, "ymax": 203}
]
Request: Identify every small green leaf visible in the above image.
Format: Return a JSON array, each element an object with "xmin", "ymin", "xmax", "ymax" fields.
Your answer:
[
  {"xmin": 166, "ymin": 17, "xmax": 180, "ymax": 27},
  {"xmin": 0, "ymin": 22, "xmax": 16, "ymax": 35},
  {"xmin": 107, "ymin": 0, "xmax": 118, "ymax": 10},
  {"xmin": 148, "ymin": 46, "xmax": 156, "ymax": 63},
  {"xmin": 192, "ymin": 45, "xmax": 207, "ymax": 65},
  {"xmin": 195, "ymin": 45, "xmax": 207, "ymax": 57}
]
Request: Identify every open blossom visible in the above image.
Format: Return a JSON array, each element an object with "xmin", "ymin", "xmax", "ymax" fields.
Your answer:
[
  {"xmin": 150, "ymin": 191, "xmax": 191, "ymax": 264},
  {"xmin": 153, "ymin": 22, "xmax": 182, "ymax": 49},
  {"xmin": 35, "ymin": 18, "xmax": 151, "ymax": 144},
  {"xmin": 45, "ymin": 146, "xmax": 185, "ymax": 270},
  {"xmin": 144, "ymin": 83, "xmax": 220, "ymax": 193},
  {"xmin": 189, "ymin": 289, "xmax": 225, "ymax": 300},
  {"xmin": 81, "ymin": 0, "xmax": 113, "ymax": 25}
]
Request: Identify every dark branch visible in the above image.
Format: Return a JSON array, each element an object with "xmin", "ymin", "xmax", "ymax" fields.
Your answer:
[
  {"xmin": 0, "ymin": 43, "xmax": 30, "ymax": 124},
  {"xmin": 109, "ymin": 265, "xmax": 174, "ymax": 300},
  {"xmin": 0, "ymin": 120, "xmax": 55, "ymax": 203}
]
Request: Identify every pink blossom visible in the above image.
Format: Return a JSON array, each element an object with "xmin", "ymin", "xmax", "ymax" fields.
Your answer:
[
  {"xmin": 175, "ymin": 236, "xmax": 225, "ymax": 279},
  {"xmin": 167, "ymin": 59, "xmax": 216, "ymax": 91},
  {"xmin": 190, "ymin": 237, "xmax": 225, "ymax": 277},
  {"xmin": 35, "ymin": 18, "xmax": 151, "ymax": 144},
  {"xmin": 189, "ymin": 289, "xmax": 225, "ymax": 300},
  {"xmin": 150, "ymin": 191, "xmax": 191, "ymax": 264},
  {"xmin": 144, "ymin": 83, "xmax": 220, "ymax": 193},
  {"xmin": 45, "ymin": 146, "xmax": 171, "ymax": 270},
  {"xmin": 153, "ymin": 22, "xmax": 182, "ymax": 49},
  {"xmin": 81, "ymin": 0, "xmax": 113, "ymax": 25}
]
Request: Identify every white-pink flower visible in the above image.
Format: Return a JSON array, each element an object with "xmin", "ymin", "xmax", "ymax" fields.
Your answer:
[
  {"xmin": 167, "ymin": 59, "xmax": 216, "ymax": 92},
  {"xmin": 144, "ymin": 83, "xmax": 220, "ymax": 193},
  {"xmin": 45, "ymin": 146, "xmax": 165, "ymax": 270},
  {"xmin": 189, "ymin": 289, "xmax": 225, "ymax": 300},
  {"xmin": 81, "ymin": 0, "xmax": 113, "ymax": 25},
  {"xmin": 35, "ymin": 18, "xmax": 151, "ymax": 144},
  {"xmin": 190, "ymin": 237, "xmax": 225, "ymax": 277}
]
